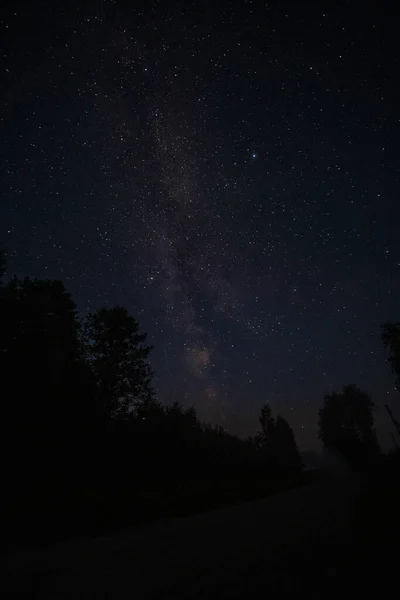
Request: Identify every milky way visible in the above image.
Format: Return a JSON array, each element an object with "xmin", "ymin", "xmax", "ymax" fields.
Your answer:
[{"xmin": 1, "ymin": 1, "xmax": 398, "ymax": 450}]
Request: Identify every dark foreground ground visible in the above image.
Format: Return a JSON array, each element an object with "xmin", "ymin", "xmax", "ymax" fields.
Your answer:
[{"xmin": 5, "ymin": 462, "xmax": 400, "ymax": 599}]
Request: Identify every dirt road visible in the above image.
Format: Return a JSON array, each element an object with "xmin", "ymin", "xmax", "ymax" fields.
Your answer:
[{"xmin": 6, "ymin": 477, "xmax": 360, "ymax": 598}]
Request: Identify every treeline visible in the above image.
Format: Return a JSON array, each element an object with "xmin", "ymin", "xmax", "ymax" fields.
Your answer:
[
  {"xmin": 3, "ymin": 249, "xmax": 399, "ymax": 545},
  {"xmin": 1, "ymin": 255, "xmax": 301, "ymax": 545}
]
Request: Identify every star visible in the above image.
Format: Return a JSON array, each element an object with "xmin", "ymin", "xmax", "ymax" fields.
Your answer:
[{"xmin": 0, "ymin": 1, "xmax": 396, "ymax": 452}]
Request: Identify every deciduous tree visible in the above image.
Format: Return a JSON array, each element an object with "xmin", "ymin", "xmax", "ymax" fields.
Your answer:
[{"xmin": 83, "ymin": 306, "xmax": 154, "ymax": 418}]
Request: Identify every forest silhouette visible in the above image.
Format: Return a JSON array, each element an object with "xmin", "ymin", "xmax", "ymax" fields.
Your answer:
[{"xmin": 2, "ymin": 250, "xmax": 398, "ymax": 546}]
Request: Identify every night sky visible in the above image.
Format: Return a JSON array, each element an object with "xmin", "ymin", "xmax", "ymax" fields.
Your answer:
[{"xmin": 1, "ymin": 1, "xmax": 398, "ymax": 451}]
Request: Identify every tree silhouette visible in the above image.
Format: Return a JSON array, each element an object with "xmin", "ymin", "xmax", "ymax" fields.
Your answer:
[
  {"xmin": 319, "ymin": 384, "xmax": 379, "ymax": 467},
  {"xmin": 257, "ymin": 403, "xmax": 276, "ymax": 463},
  {"xmin": 0, "ymin": 274, "xmax": 97, "ymax": 519},
  {"xmin": 259, "ymin": 404, "xmax": 275, "ymax": 438},
  {"xmin": 274, "ymin": 416, "xmax": 302, "ymax": 471},
  {"xmin": 382, "ymin": 322, "xmax": 400, "ymax": 393},
  {"xmin": 257, "ymin": 404, "xmax": 301, "ymax": 471},
  {"xmin": 83, "ymin": 306, "xmax": 154, "ymax": 419},
  {"xmin": 1, "ymin": 277, "xmax": 89, "ymax": 429}
]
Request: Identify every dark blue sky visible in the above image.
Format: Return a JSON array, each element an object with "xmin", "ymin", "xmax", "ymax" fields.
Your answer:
[{"xmin": 1, "ymin": 1, "xmax": 398, "ymax": 450}]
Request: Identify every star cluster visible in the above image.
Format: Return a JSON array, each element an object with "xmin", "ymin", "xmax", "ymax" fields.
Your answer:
[{"xmin": 0, "ymin": 1, "xmax": 398, "ymax": 450}]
